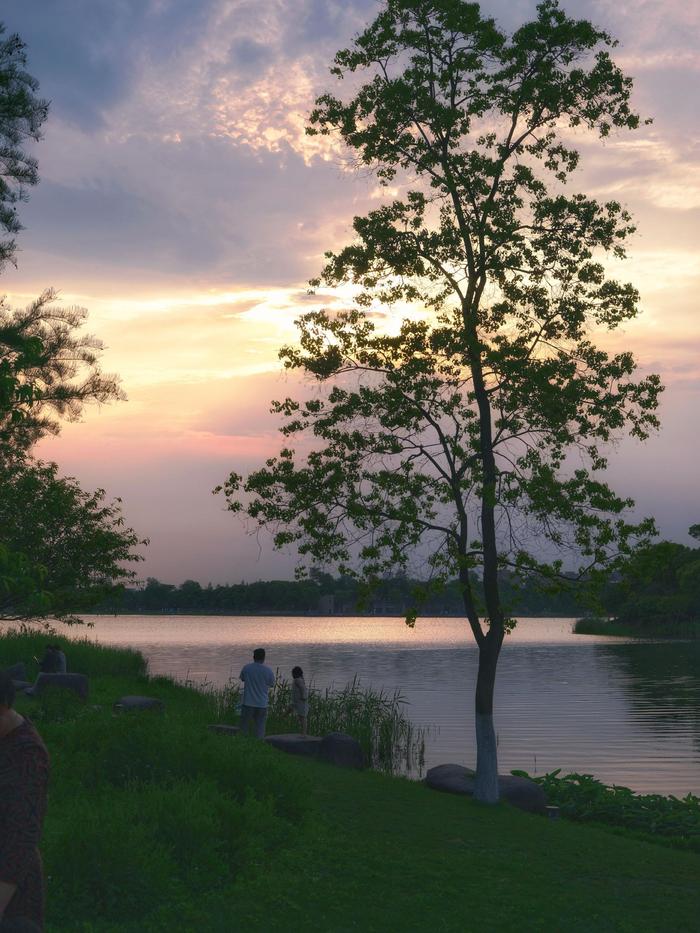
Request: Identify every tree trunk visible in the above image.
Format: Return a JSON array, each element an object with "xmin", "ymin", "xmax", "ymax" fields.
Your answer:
[{"xmin": 473, "ymin": 631, "xmax": 503, "ymax": 803}]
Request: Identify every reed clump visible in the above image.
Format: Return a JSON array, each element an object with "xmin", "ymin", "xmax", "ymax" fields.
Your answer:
[{"xmin": 265, "ymin": 674, "xmax": 426, "ymax": 775}]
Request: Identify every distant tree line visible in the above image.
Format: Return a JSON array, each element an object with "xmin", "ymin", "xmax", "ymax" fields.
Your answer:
[
  {"xmin": 599, "ymin": 531, "xmax": 700, "ymax": 627},
  {"xmin": 96, "ymin": 569, "xmax": 587, "ymax": 617},
  {"xmin": 95, "ymin": 532, "xmax": 700, "ymax": 622}
]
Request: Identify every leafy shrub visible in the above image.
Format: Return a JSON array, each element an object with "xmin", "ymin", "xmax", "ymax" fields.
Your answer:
[{"xmin": 514, "ymin": 769, "xmax": 700, "ymax": 851}]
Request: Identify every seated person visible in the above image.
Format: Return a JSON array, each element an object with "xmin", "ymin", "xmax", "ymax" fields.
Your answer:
[{"xmin": 38, "ymin": 646, "xmax": 66, "ymax": 675}]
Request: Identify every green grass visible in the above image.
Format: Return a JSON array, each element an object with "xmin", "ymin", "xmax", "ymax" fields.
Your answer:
[
  {"xmin": 574, "ymin": 617, "xmax": 700, "ymax": 639},
  {"xmin": 2, "ymin": 631, "xmax": 699, "ymax": 932}
]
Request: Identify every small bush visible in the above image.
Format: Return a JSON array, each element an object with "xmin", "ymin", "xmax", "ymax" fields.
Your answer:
[{"xmin": 514, "ymin": 768, "xmax": 700, "ymax": 851}]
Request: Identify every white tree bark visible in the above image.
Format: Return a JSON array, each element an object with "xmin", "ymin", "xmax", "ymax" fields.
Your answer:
[{"xmin": 474, "ymin": 712, "xmax": 499, "ymax": 803}]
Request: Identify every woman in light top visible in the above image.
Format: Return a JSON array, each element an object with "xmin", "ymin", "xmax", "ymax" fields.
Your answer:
[{"xmin": 291, "ymin": 666, "xmax": 309, "ymax": 736}]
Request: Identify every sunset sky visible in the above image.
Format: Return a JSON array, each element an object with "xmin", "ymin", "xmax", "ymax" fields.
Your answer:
[{"xmin": 2, "ymin": 0, "xmax": 699, "ymax": 584}]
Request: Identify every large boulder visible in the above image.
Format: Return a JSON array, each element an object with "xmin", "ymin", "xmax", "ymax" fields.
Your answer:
[
  {"xmin": 265, "ymin": 732, "xmax": 366, "ymax": 769},
  {"xmin": 31, "ymin": 672, "xmax": 89, "ymax": 701},
  {"xmin": 265, "ymin": 734, "xmax": 322, "ymax": 758},
  {"xmin": 425, "ymin": 764, "xmax": 546, "ymax": 814},
  {"xmin": 425, "ymin": 763, "xmax": 475, "ymax": 794},
  {"xmin": 498, "ymin": 775, "xmax": 548, "ymax": 814},
  {"xmin": 318, "ymin": 732, "xmax": 365, "ymax": 770},
  {"xmin": 113, "ymin": 695, "xmax": 164, "ymax": 713}
]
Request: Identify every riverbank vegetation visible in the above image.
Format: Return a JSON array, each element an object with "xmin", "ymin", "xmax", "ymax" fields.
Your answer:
[
  {"xmin": 574, "ymin": 532, "xmax": 700, "ymax": 638},
  {"xmin": 516, "ymin": 769, "xmax": 700, "ymax": 852},
  {"xmin": 2, "ymin": 632, "xmax": 699, "ymax": 931}
]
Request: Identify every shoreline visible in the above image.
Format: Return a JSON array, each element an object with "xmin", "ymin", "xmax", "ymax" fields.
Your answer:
[{"xmin": 574, "ymin": 618, "xmax": 700, "ymax": 640}]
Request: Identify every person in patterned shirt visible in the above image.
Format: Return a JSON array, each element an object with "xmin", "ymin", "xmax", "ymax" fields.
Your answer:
[{"xmin": 0, "ymin": 671, "xmax": 49, "ymax": 932}]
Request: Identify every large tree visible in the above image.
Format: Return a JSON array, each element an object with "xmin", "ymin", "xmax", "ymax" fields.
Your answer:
[
  {"xmin": 0, "ymin": 293, "xmax": 134, "ymax": 624},
  {"xmin": 0, "ymin": 458, "xmax": 145, "ymax": 623},
  {"xmin": 0, "ymin": 23, "xmax": 49, "ymax": 271},
  {"xmin": 219, "ymin": 0, "xmax": 662, "ymax": 801}
]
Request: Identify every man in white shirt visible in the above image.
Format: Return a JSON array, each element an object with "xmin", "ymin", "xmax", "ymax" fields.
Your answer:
[{"xmin": 239, "ymin": 648, "xmax": 276, "ymax": 738}]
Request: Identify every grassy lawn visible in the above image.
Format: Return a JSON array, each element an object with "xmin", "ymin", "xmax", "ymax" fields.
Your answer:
[{"xmin": 2, "ymin": 631, "xmax": 699, "ymax": 932}]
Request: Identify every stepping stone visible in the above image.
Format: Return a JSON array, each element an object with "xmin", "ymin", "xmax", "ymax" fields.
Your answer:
[
  {"xmin": 208, "ymin": 724, "xmax": 241, "ymax": 737},
  {"xmin": 31, "ymin": 673, "xmax": 89, "ymax": 701},
  {"xmin": 425, "ymin": 763, "xmax": 547, "ymax": 814},
  {"xmin": 113, "ymin": 695, "xmax": 164, "ymax": 713}
]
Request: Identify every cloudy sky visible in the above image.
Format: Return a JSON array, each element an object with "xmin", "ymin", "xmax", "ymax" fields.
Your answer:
[{"xmin": 2, "ymin": 0, "xmax": 699, "ymax": 583}]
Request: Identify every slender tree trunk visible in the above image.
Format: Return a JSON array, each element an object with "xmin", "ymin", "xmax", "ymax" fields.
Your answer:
[{"xmin": 474, "ymin": 629, "xmax": 503, "ymax": 803}]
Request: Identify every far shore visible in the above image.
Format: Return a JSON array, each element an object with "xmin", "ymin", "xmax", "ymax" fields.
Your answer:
[{"xmin": 80, "ymin": 609, "xmax": 586, "ymax": 619}]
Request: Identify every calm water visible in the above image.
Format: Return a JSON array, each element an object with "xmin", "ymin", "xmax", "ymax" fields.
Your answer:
[{"xmin": 83, "ymin": 614, "xmax": 700, "ymax": 797}]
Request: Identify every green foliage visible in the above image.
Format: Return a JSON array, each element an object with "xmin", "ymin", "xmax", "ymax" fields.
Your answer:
[
  {"xmin": 595, "ymin": 538, "xmax": 700, "ymax": 628},
  {"xmin": 515, "ymin": 769, "xmax": 700, "ymax": 852},
  {"xmin": 0, "ymin": 629, "xmax": 147, "ymax": 677},
  {"xmin": 0, "ymin": 292, "xmax": 133, "ymax": 625},
  {"xmin": 221, "ymin": 1, "xmax": 661, "ymax": 647},
  {"xmin": 0, "ymin": 290, "xmax": 123, "ymax": 453},
  {"xmin": 0, "ymin": 23, "xmax": 49, "ymax": 270},
  {"xmin": 4, "ymin": 633, "xmax": 700, "ymax": 932},
  {"xmin": 0, "ymin": 458, "xmax": 145, "ymax": 622},
  {"xmin": 99, "ymin": 569, "xmax": 586, "ymax": 616},
  {"xmin": 3, "ymin": 632, "xmax": 312, "ymax": 930}
]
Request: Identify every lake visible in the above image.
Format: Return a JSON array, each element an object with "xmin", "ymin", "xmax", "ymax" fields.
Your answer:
[{"xmin": 82, "ymin": 614, "xmax": 700, "ymax": 797}]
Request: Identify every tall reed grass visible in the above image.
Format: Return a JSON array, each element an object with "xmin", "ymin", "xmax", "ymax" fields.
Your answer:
[
  {"xmin": 264, "ymin": 674, "xmax": 426, "ymax": 775},
  {"xmin": 0, "ymin": 626, "xmax": 147, "ymax": 677}
]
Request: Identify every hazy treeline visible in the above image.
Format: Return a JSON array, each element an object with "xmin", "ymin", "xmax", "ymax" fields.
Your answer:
[
  {"xmin": 94, "ymin": 536, "xmax": 700, "ymax": 623},
  {"xmin": 97, "ymin": 571, "xmax": 586, "ymax": 617}
]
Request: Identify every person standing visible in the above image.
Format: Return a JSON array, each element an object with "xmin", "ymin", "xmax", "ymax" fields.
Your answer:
[
  {"xmin": 239, "ymin": 648, "xmax": 275, "ymax": 739},
  {"xmin": 0, "ymin": 672, "xmax": 50, "ymax": 932},
  {"xmin": 291, "ymin": 666, "xmax": 309, "ymax": 735}
]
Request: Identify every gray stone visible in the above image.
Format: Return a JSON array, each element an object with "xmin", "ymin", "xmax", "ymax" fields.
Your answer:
[
  {"xmin": 31, "ymin": 672, "xmax": 89, "ymax": 701},
  {"xmin": 113, "ymin": 695, "xmax": 164, "ymax": 713},
  {"xmin": 425, "ymin": 763, "xmax": 476, "ymax": 794},
  {"xmin": 4, "ymin": 662, "xmax": 27, "ymax": 681},
  {"xmin": 498, "ymin": 775, "xmax": 547, "ymax": 814},
  {"xmin": 265, "ymin": 734, "xmax": 323, "ymax": 758},
  {"xmin": 425, "ymin": 764, "xmax": 546, "ymax": 814},
  {"xmin": 207, "ymin": 724, "xmax": 241, "ymax": 737},
  {"xmin": 318, "ymin": 732, "xmax": 365, "ymax": 769}
]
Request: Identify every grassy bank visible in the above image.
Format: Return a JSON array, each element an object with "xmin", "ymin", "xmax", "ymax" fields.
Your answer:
[
  {"xmin": 2, "ymin": 632, "xmax": 699, "ymax": 932},
  {"xmin": 574, "ymin": 617, "xmax": 700, "ymax": 639}
]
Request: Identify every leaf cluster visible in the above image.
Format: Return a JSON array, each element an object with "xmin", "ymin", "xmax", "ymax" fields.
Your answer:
[
  {"xmin": 0, "ymin": 458, "xmax": 146, "ymax": 622},
  {"xmin": 0, "ymin": 23, "xmax": 49, "ymax": 270},
  {"xmin": 0, "ymin": 289, "xmax": 124, "ymax": 454}
]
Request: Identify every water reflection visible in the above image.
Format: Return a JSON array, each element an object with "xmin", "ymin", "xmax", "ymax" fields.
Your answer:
[{"xmin": 80, "ymin": 615, "xmax": 700, "ymax": 796}]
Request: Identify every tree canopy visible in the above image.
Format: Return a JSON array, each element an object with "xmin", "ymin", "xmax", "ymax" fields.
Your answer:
[
  {"xmin": 0, "ymin": 23, "xmax": 49, "ymax": 271},
  {"xmin": 221, "ymin": 0, "xmax": 662, "ymax": 802},
  {"xmin": 0, "ymin": 458, "xmax": 145, "ymax": 623},
  {"xmin": 0, "ymin": 289, "xmax": 123, "ymax": 457}
]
